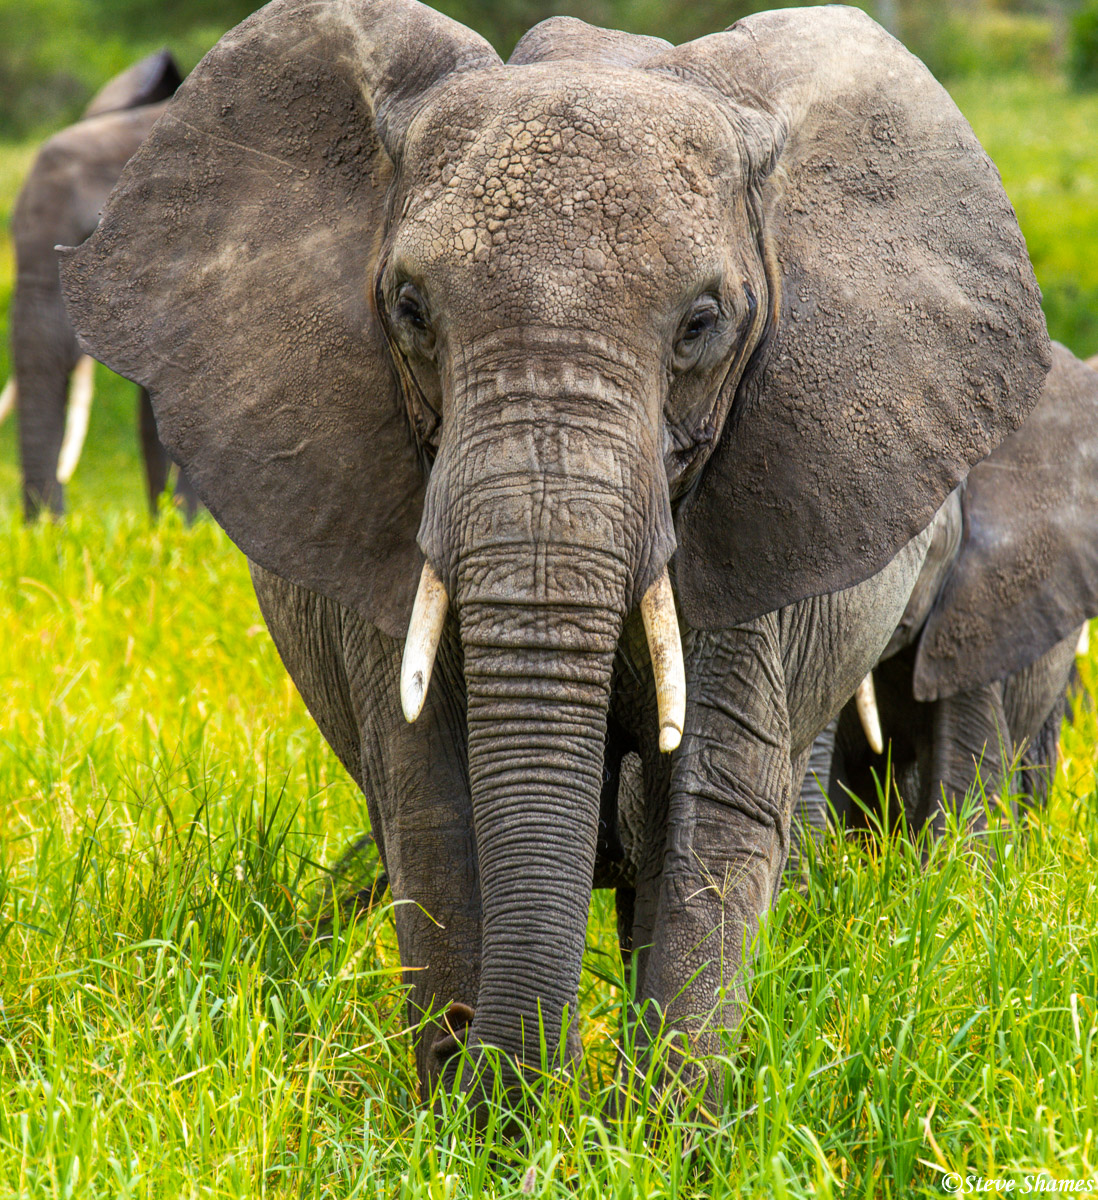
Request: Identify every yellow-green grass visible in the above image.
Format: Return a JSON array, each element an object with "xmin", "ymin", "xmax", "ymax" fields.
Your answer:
[
  {"xmin": 0, "ymin": 509, "xmax": 1095, "ymax": 1196},
  {"xmin": 0, "ymin": 72, "xmax": 1097, "ymax": 1198}
]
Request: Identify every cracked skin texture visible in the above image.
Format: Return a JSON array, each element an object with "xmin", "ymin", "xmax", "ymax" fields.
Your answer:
[{"xmin": 61, "ymin": 0, "xmax": 1052, "ymax": 1104}]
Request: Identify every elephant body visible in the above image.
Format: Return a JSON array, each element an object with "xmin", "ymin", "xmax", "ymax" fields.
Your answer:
[
  {"xmin": 253, "ymin": 524, "xmax": 934, "ymax": 1085},
  {"xmin": 8, "ymin": 51, "xmax": 197, "ymax": 518},
  {"xmin": 63, "ymin": 1, "xmax": 1057, "ymax": 1108},
  {"xmin": 800, "ymin": 345, "xmax": 1098, "ymax": 840},
  {"xmin": 800, "ymin": 635, "xmax": 1080, "ymax": 842}
]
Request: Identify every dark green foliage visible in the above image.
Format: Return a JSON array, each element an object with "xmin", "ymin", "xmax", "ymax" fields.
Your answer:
[
  {"xmin": 1070, "ymin": 0, "xmax": 1098, "ymax": 88},
  {"xmin": 3, "ymin": 0, "xmax": 1082, "ymax": 138},
  {"xmin": 1, "ymin": 0, "xmax": 766, "ymax": 138}
]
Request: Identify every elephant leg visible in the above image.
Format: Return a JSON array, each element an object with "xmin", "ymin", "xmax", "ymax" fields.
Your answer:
[
  {"xmin": 926, "ymin": 683, "xmax": 1009, "ymax": 839},
  {"xmin": 173, "ymin": 466, "xmax": 201, "ymax": 522},
  {"xmin": 12, "ymin": 282, "xmax": 77, "ymax": 519},
  {"xmin": 1001, "ymin": 634, "xmax": 1080, "ymax": 818},
  {"xmin": 252, "ymin": 562, "xmax": 481, "ymax": 1097},
  {"xmin": 341, "ymin": 621, "xmax": 482, "ymax": 1098},
  {"xmin": 791, "ymin": 718, "xmax": 837, "ymax": 868},
  {"xmin": 139, "ymin": 386, "xmax": 171, "ymax": 514},
  {"xmin": 1014, "ymin": 696, "xmax": 1068, "ymax": 816},
  {"xmin": 139, "ymin": 386, "xmax": 201, "ymax": 521},
  {"xmin": 633, "ymin": 619, "xmax": 792, "ymax": 1093}
]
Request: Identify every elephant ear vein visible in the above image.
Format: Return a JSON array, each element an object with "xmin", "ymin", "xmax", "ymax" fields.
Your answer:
[
  {"xmin": 59, "ymin": 0, "xmax": 501, "ymax": 641},
  {"xmin": 651, "ymin": 6, "xmax": 1049, "ymax": 630}
]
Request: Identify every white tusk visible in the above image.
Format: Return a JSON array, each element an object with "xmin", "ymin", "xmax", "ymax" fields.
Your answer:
[
  {"xmin": 56, "ymin": 356, "xmax": 95, "ymax": 484},
  {"xmin": 0, "ymin": 377, "xmax": 15, "ymax": 426},
  {"xmin": 401, "ymin": 559, "xmax": 449, "ymax": 723},
  {"xmin": 855, "ymin": 672, "xmax": 884, "ymax": 755},
  {"xmin": 640, "ymin": 568, "xmax": 686, "ymax": 754},
  {"xmin": 1078, "ymin": 623, "xmax": 1090, "ymax": 658}
]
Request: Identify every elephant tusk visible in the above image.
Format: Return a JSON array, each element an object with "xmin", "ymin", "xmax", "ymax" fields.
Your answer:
[
  {"xmin": 56, "ymin": 355, "xmax": 95, "ymax": 484},
  {"xmin": 1078, "ymin": 623, "xmax": 1090, "ymax": 658},
  {"xmin": 855, "ymin": 672, "xmax": 884, "ymax": 755},
  {"xmin": 401, "ymin": 559, "xmax": 448, "ymax": 723},
  {"xmin": 0, "ymin": 377, "xmax": 15, "ymax": 426},
  {"xmin": 640, "ymin": 567, "xmax": 686, "ymax": 753}
]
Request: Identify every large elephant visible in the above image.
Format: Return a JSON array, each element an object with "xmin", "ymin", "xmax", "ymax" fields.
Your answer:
[
  {"xmin": 799, "ymin": 344, "xmax": 1098, "ymax": 842},
  {"xmin": 3, "ymin": 50, "xmax": 198, "ymax": 519},
  {"xmin": 61, "ymin": 1, "xmax": 1051, "ymax": 1107}
]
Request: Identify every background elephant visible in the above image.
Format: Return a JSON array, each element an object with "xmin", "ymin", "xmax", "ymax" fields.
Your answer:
[
  {"xmin": 799, "ymin": 345, "xmax": 1098, "ymax": 842},
  {"xmin": 62, "ymin": 1, "xmax": 1051, "ymax": 1107},
  {"xmin": 2, "ymin": 50, "xmax": 198, "ymax": 519}
]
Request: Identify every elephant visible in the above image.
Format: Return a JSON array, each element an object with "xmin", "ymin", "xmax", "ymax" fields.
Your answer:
[
  {"xmin": 798, "ymin": 344, "xmax": 1098, "ymax": 843},
  {"xmin": 61, "ymin": 0, "xmax": 1054, "ymax": 1109},
  {"xmin": 2, "ymin": 50, "xmax": 199, "ymax": 519}
]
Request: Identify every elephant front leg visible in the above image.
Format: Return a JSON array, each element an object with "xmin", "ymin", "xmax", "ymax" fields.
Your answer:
[
  {"xmin": 12, "ymin": 283, "xmax": 76, "ymax": 519},
  {"xmin": 348, "ymin": 626, "xmax": 483, "ymax": 1099},
  {"xmin": 791, "ymin": 717, "xmax": 838, "ymax": 870},
  {"xmin": 138, "ymin": 387, "xmax": 201, "ymax": 520},
  {"xmin": 632, "ymin": 619, "xmax": 793, "ymax": 1095},
  {"xmin": 926, "ymin": 683, "xmax": 1009, "ymax": 838}
]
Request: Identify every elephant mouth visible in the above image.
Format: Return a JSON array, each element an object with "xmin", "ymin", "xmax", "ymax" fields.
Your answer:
[{"xmin": 400, "ymin": 559, "xmax": 686, "ymax": 751}]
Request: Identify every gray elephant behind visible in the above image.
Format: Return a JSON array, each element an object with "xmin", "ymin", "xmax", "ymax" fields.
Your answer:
[
  {"xmin": 61, "ymin": 0, "xmax": 1051, "ymax": 1111},
  {"xmin": 799, "ymin": 344, "xmax": 1098, "ymax": 843},
  {"xmin": 5, "ymin": 50, "xmax": 198, "ymax": 519}
]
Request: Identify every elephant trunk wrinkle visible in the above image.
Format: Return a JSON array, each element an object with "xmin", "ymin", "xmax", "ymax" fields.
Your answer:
[{"xmin": 458, "ymin": 597, "xmax": 619, "ymax": 1069}]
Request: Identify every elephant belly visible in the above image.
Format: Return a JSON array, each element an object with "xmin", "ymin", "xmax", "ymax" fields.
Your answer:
[{"xmin": 780, "ymin": 525, "xmax": 935, "ymax": 758}]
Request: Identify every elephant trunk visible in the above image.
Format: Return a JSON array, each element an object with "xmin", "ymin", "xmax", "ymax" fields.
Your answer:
[
  {"xmin": 415, "ymin": 345, "xmax": 676, "ymax": 1105},
  {"xmin": 457, "ymin": 579, "xmax": 621, "ymax": 1074}
]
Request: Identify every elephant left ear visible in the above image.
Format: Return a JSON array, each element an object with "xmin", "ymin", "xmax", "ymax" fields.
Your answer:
[
  {"xmin": 648, "ymin": 7, "xmax": 1050, "ymax": 630},
  {"xmin": 83, "ymin": 50, "xmax": 183, "ymax": 118},
  {"xmin": 913, "ymin": 344, "xmax": 1098, "ymax": 701}
]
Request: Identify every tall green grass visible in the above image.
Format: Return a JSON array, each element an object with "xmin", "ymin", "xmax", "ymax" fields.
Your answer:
[
  {"xmin": 0, "ymin": 510, "xmax": 1095, "ymax": 1194},
  {"xmin": 0, "ymin": 70, "xmax": 1096, "ymax": 1199}
]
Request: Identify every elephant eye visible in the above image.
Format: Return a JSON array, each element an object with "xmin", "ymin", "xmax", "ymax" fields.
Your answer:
[
  {"xmin": 673, "ymin": 295, "xmax": 722, "ymax": 371},
  {"xmin": 393, "ymin": 281, "xmax": 435, "ymax": 352}
]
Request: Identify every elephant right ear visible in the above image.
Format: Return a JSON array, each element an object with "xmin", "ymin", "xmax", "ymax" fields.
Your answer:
[
  {"xmin": 61, "ymin": 0, "xmax": 499, "ymax": 639},
  {"xmin": 657, "ymin": 6, "xmax": 1051, "ymax": 630},
  {"xmin": 83, "ymin": 49, "xmax": 183, "ymax": 118}
]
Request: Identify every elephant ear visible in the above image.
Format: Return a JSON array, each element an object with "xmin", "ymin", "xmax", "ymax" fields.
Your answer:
[
  {"xmin": 83, "ymin": 50, "xmax": 183, "ymax": 118},
  {"xmin": 655, "ymin": 6, "xmax": 1051, "ymax": 629},
  {"xmin": 913, "ymin": 344, "xmax": 1098, "ymax": 701},
  {"xmin": 61, "ymin": 0, "xmax": 499, "ymax": 639}
]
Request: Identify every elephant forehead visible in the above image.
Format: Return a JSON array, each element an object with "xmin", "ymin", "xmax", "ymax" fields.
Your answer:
[{"xmin": 396, "ymin": 67, "xmax": 739, "ymax": 314}]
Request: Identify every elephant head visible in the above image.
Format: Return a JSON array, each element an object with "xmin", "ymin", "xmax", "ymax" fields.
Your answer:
[{"xmin": 62, "ymin": 0, "xmax": 1049, "ymax": 1102}]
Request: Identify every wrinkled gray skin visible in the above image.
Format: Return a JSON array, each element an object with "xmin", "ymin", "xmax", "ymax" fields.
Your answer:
[
  {"xmin": 10, "ymin": 51, "xmax": 198, "ymax": 519},
  {"xmin": 62, "ymin": 2, "xmax": 1052, "ymax": 1111},
  {"xmin": 800, "ymin": 345, "xmax": 1098, "ymax": 843}
]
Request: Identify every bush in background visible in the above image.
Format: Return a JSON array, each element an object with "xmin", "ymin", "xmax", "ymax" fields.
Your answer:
[{"xmin": 1069, "ymin": 0, "xmax": 1098, "ymax": 87}]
